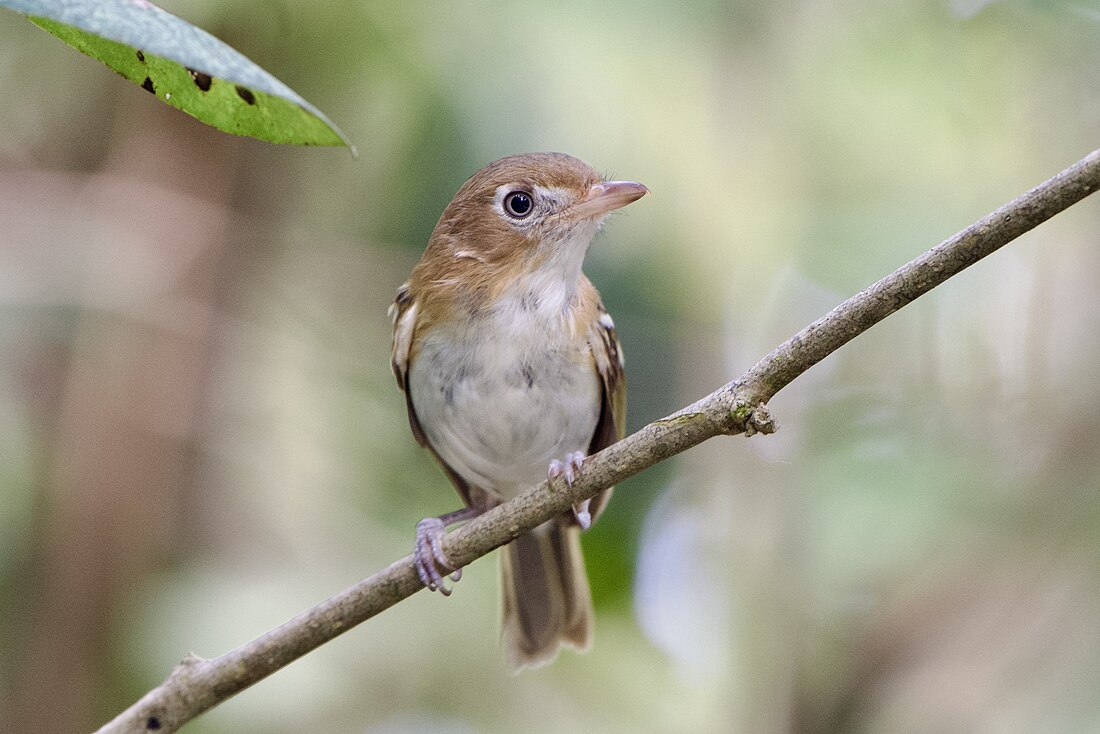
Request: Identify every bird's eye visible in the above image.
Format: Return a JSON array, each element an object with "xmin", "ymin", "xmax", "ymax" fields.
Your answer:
[{"xmin": 503, "ymin": 190, "xmax": 534, "ymax": 219}]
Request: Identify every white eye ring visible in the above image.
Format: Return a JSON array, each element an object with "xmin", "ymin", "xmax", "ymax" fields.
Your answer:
[{"xmin": 503, "ymin": 190, "xmax": 534, "ymax": 218}]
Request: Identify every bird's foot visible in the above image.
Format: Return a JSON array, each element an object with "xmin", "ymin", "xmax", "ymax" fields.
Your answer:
[
  {"xmin": 572, "ymin": 498, "xmax": 593, "ymax": 531},
  {"xmin": 548, "ymin": 451, "xmax": 586, "ymax": 486},
  {"xmin": 414, "ymin": 517, "xmax": 462, "ymax": 595},
  {"xmin": 547, "ymin": 451, "xmax": 592, "ymax": 530}
]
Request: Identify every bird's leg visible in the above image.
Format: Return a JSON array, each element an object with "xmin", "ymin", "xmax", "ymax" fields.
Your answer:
[
  {"xmin": 547, "ymin": 451, "xmax": 592, "ymax": 530},
  {"xmin": 415, "ymin": 505, "xmax": 482, "ymax": 595}
]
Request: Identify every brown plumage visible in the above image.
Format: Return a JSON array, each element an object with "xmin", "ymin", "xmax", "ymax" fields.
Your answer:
[{"xmin": 390, "ymin": 152, "xmax": 643, "ymax": 668}]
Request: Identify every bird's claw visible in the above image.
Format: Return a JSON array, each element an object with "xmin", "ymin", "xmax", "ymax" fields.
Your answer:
[
  {"xmin": 572, "ymin": 498, "xmax": 592, "ymax": 530},
  {"xmin": 415, "ymin": 517, "xmax": 461, "ymax": 595},
  {"xmin": 547, "ymin": 451, "xmax": 586, "ymax": 487},
  {"xmin": 548, "ymin": 452, "xmax": 592, "ymax": 529}
]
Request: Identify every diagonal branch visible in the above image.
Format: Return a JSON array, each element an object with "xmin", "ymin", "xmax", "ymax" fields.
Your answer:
[{"xmin": 97, "ymin": 148, "xmax": 1100, "ymax": 734}]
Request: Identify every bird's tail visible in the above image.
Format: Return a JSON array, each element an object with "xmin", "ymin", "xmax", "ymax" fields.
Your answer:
[{"xmin": 500, "ymin": 519, "xmax": 593, "ymax": 669}]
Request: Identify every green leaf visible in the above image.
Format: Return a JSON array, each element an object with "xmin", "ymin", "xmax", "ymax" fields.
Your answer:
[{"xmin": 1, "ymin": 0, "xmax": 354, "ymax": 151}]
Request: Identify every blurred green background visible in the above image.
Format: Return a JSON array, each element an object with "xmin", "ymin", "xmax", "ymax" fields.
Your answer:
[{"xmin": 3, "ymin": 1, "xmax": 1100, "ymax": 732}]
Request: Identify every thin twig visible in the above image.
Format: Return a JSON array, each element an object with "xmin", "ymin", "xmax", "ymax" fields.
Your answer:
[{"xmin": 96, "ymin": 149, "xmax": 1100, "ymax": 733}]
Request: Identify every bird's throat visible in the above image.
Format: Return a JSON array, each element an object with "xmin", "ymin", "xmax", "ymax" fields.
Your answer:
[{"xmin": 496, "ymin": 224, "xmax": 597, "ymax": 319}]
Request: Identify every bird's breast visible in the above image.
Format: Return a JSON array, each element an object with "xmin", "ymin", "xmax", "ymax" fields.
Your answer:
[{"xmin": 408, "ymin": 304, "xmax": 600, "ymax": 499}]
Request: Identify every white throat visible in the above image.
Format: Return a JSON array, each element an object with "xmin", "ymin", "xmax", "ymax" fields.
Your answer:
[{"xmin": 509, "ymin": 219, "xmax": 601, "ymax": 319}]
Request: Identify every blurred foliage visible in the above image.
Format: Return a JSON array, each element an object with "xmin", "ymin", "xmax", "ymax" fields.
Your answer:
[{"xmin": 2, "ymin": 0, "xmax": 1100, "ymax": 732}]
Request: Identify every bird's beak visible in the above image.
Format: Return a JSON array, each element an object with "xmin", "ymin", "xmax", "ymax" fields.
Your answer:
[{"xmin": 570, "ymin": 180, "xmax": 649, "ymax": 220}]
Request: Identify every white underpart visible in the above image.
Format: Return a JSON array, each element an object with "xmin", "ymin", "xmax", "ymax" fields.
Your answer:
[{"xmin": 409, "ymin": 218, "xmax": 603, "ymax": 500}]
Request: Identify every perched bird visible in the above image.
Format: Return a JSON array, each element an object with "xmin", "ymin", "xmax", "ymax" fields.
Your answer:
[{"xmin": 389, "ymin": 152, "xmax": 647, "ymax": 668}]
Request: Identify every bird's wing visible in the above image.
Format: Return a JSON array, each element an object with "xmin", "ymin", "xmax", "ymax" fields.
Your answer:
[
  {"xmin": 584, "ymin": 298, "xmax": 627, "ymax": 526},
  {"xmin": 390, "ymin": 283, "xmax": 482, "ymax": 509},
  {"xmin": 389, "ymin": 283, "xmax": 417, "ymax": 393}
]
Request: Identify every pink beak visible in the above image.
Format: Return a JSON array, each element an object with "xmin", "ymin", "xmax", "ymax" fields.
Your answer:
[{"xmin": 570, "ymin": 180, "xmax": 649, "ymax": 219}]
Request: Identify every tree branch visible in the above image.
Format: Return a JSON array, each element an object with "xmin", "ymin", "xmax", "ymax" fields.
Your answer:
[{"xmin": 97, "ymin": 148, "xmax": 1100, "ymax": 733}]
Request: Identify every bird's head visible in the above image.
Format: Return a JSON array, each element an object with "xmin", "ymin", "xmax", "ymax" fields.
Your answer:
[{"xmin": 424, "ymin": 153, "xmax": 647, "ymax": 286}]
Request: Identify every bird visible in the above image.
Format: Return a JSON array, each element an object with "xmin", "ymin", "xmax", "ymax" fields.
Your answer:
[{"xmin": 389, "ymin": 152, "xmax": 647, "ymax": 668}]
